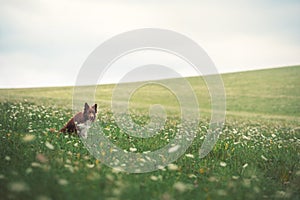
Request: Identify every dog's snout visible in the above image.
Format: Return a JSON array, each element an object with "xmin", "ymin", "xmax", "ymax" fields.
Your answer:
[{"xmin": 89, "ymin": 114, "xmax": 95, "ymax": 121}]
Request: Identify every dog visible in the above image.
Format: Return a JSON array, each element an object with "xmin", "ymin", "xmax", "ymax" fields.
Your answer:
[{"xmin": 60, "ymin": 103, "xmax": 97, "ymax": 138}]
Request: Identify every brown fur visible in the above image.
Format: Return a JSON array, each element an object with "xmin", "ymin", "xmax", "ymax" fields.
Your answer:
[{"xmin": 60, "ymin": 103, "xmax": 97, "ymax": 135}]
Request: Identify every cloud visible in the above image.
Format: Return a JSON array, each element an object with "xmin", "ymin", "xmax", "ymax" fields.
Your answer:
[{"xmin": 0, "ymin": 0, "xmax": 299, "ymax": 88}]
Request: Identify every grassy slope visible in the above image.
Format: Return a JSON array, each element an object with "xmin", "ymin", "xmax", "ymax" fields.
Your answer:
[
  {"xmin": 0, "ymin": 66, "xmax": 299, "ymax": 200},
  {"xmin": 222, "ymin": 66, "xmax": 300, "ymax": 118},
  {"xmin": 1, "ymin": 65, "xmax": 299, "ymax": 119}
]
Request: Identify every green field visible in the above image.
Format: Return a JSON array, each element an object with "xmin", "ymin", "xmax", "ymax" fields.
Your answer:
[{"xmin": 0, "ymin": 66, "xmax": 299, "ymax": 199}]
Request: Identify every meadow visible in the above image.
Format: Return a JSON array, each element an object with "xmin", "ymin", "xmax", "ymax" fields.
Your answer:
[{"xmin": 0, "ymin": 66, "xmax": 299, "ymax": 200}]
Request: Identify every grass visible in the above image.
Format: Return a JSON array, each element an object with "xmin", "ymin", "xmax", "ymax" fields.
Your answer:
[{"xmin": 0, "ymin": 66, "xmax": 300, "ymax": 200}]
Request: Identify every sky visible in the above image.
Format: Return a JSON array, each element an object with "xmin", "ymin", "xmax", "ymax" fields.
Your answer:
[{"xmin": 0, "ymin": 0, "xmax": 299, "ymax": 88}]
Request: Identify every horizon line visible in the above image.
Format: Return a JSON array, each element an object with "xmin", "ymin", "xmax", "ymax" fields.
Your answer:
[{"xmin": 0, "ymin": 64, "xmax": 298, "ymax": 90}]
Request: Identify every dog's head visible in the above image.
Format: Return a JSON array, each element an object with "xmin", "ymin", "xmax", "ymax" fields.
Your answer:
[{"xmin": 83, "ymin": 102, "xmax": 97, "ymax": 122}]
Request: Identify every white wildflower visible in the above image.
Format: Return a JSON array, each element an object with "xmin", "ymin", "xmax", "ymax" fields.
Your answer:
[
  {"xmin": 150, "ymin": 175, "xmax": 158, "ymax": 181},
  {"xmin": 22, "ymin": 134, "xmax": 36, "ymax": 142},
  {"xmin": 31, "ymin": 162, "xmax": 42, "ymax": 168},
  {"xmin": 8, "ymin": 181, "xmax": 29, "ymax": 192},
  {"xmin": 58, "ymin": 179, "xmax": 68, "ymax": 186},
  {"xmin": 185, "ymin": 154, "xmax": 194, "ymax": 158},
  {"xmin": 25, "ymin": 168, "xmax": 33, "ymax": 174},
  {"xmin": 261, "ymin": 155, "xmax": 268, "ymax": 161},
  {"xmin": 220, "ymin": 161, "xmax": 227, "ymax": 167},
  {"xmin": 5, "ymin": 156, "xmax": 11, "ymax": 161},
  {"xmin": 188, "ymin": 174, "xmax": 197, "ymax": 178},
  {"xmin": 173, "ymin": 182, "xmax": 188, "ymax": 193},
  {"xmin": 129, "ymin": 147, "xmax": 137, "ymax": 152},
  {"xmin": 45, "ymin": 141, "xmax": 54, "ymax": 150},
  {"xmin": 168, "ymin": 163, "xmax": 179, "ymax": 171},
  {"xmin": 86, "ymin": 163, "xmax": 95, "ymax": 168},
  {"xmin": 168, "ymin": 145, "xmax": 180, "ymax": 153},
  {"xmin": 217, "ymin": 189, "xmax": 227, "ymax": 196},
  {"xmin": 157, "ymin": 165, "xmax": 166, "ymax": 171}
]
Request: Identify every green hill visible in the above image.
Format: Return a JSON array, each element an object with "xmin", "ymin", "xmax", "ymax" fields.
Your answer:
[{"xmin": 1, "ymin": 65, "xmax": 299, "ymax": 120}]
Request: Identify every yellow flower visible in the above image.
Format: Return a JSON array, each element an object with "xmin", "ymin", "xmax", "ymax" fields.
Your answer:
[
  {"xmin": 199, "ymin": 168, "xmax": 205, "ymax": 174},
  {"xmin": 225, "ymin": 143, "xmax": 229, "ymax": 150}
]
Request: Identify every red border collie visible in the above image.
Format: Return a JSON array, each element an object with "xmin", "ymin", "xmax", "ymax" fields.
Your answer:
[{"xmin": 60, "ymin": 103, "xmax": 97, "ymax": 138}]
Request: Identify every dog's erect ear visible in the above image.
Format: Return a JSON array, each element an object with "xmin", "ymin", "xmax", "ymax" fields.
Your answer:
[
  {"xmin": 92, "ymin": 104, "xmax": 97, "ymax": 113},
  {"xmin": 84, "ymin": 102, "xmax": 89, "ymax": 112}
]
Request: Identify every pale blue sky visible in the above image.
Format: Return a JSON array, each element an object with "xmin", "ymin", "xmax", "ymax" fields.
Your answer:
[{"xmin": 0, "ymin": 0, "xmax": 299, "ymax": 88}]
